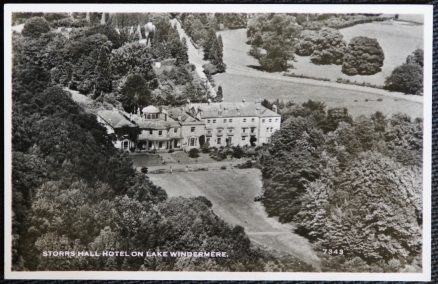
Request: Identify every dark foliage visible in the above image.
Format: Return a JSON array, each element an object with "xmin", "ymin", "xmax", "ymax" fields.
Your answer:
[
  {"xmin": 384, "ymin": 49, "xmax": 423, "ymax": 95},
  {"xmin": 22, "ymin": 17, "xmax": 51, "ymax": 38},
  {"xmin": 342, "ymin": 36, "xmax": 384, "ymax": 75}
]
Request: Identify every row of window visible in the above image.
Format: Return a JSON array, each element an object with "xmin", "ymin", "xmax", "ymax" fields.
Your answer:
[
  {"xmin": 262, "ymin": 118, "xmax": 279, "ymax": 123},
  {"xmin": 206, "ymin": 118, "xmax": 279, "ymax": 124},
  {"xmin": 266, "ymin": 127, "xmax": 275, "ymax": 133}
]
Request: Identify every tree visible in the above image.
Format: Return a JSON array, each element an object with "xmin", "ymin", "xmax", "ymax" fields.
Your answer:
[
  {"xmin": 310, "ymin": 28, "xmax": 347, "ymax": 65},
  {"xmin": 384, "ymin": 49, "xmax": 423, "ymax": 95},
  {"xmin": 384, "ymin": 63, "xmax": 423, "ymax": 95},
  {"xmin": 247, "ymin": 14, "xmax": 302, "ymax": 72},
  {"xmin": 22, "ymin": 17, "xmax": 51, "ymax": 38},
  {"xmin": 296, "ymin": 152, "xmax": 422, "ymax": 266},
  {"xmin": 174, "ymin": 38, "xmax": 189, "ymax": 66},
  {"xmin": 406, "ymin": 49, "xmax": 423, "ymax": 67},
  {"xmin": 94, "ymin": 47, "xmax": 112, "ymax": 98},
  {"xmin": 342, "ymin": 36, "xmax": 384, "ymax": 75},
  {"xmin": 120, "ymin": 73, "xmax": 152, "ymax": 113},
  {"xmin": 214, "ymin": 85, "xmax": 223, "ymax": 102}
]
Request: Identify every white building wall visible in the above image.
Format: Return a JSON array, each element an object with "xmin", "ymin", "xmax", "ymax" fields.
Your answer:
[
  {"xmin": 204, "ymin": 116, "xmax": 262, "ymax": 147},
  {"xmin": 181, "ymin": 124, "xmax": 205, "ymax": 150},
  {"xmin": 258, "ymin": 116, "xmax": 281, "ymax": 144}
]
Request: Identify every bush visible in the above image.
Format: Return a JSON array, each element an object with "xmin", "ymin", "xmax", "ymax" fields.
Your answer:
[
  {"xmin": 188, "ymin": 148, "xmax": 200, "ymax": 158},
  {"xmin": 342, "ymin": 36, "xmax": 384, "ymax": 75},
  {"xmin": 141, "ymin": 167, "xmax": 148, "ymax": 174},
  {"xmin": 384, "ymin": 63, "xmax": 423, "ymax": 95},
  {"xmin": 384, "ymin": 50, "xmax": 423, "ymax": 95},
  {"xmin": 22, "ymin": 17, "xmax": 51, "ymax": 38}
]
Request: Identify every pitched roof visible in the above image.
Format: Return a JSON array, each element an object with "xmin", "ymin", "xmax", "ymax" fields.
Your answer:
[
  {"xmin": 142, "ymin": 105, "xmax": 160, "ymax": 113},
  {"xmin": 165, "ymin": 107, "xmax": 204, "ymax": 125},
  {"xmin": 130, "ymin": 115, "xmax": 179, "ymax": 130},
  {"xmin": 189, "ymin": 102, "xmax": 280, "ymax": 118},
  {"xmin": 97, "ymin": 110, "xmax": 137, "ymax": 129}
]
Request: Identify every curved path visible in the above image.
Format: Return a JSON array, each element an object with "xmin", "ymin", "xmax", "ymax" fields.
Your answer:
[
  {"xmin": 170, "ymin": 18, "xmax": 216, "ymax": 98},
  {"xmin": 148, "ymin": 168, "xmax": 321, "ymax": 270}
]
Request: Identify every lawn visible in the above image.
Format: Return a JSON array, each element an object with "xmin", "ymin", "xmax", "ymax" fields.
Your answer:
[
  {"xmin": 214, "ymin": 72, "xmax": 423, "ymax": 118},
  {"xmin": 148, "ymin": 168, "xmax": 321, "ymax": 267},
  {"xmin": 214, "ymin": 24, "xmax": 423, "ymax": 119},
  {"xmin": 291, "ymin": 20, "xmax": 423, "ymax": 86}
]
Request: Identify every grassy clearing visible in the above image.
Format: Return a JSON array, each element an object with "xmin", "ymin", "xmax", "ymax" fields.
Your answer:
[
  {"xmin": 214, "ymin": 26, "xmax": 423, "ymax": 119},
  {"xmin": 291, "ymin": 20, "xmax": 423, "ymax": 86},
  {"xmin": 214, "ymin": 72, "xmax": 423, "ymax": 118},
  {"xmin": 148, "ymin": 169, "xmax": 321, "ymax": 266}
]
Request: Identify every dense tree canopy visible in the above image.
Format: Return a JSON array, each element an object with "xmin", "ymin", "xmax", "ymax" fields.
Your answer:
[
  {"xmin": 384, "ymin": 49, "xmax": 424, "ymax": 95},
  {"xmin": 247, "ymin": 14, "xmax": 302, "ymax": 72},
  {"xmin": 342, "ymin": 36, "xmax": 385, "ymax": 75},
  {"xmin": 296, "ymin": 28, "xmax": 347, "ymax": 65},
  {"xmin": 259, "ymin": 100, "xmax": 422, "ymax": 271},
  {"xmin": 22, "ymin": 17, "xmax": 51, "ymax": 38}
]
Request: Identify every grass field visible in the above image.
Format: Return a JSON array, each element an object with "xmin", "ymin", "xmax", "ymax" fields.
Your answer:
[
  {"xmin": 148, "ymin": 169, "xmax": 321, "ymax": 268},
  {"xmin": 292, "ymin": 20, "xmax": 423, "ymax": 86},
  {"xmin": 214, "ymin": 26, "xmax": 423, "ymax": 119}
]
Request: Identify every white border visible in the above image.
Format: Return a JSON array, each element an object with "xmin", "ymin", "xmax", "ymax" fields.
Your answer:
[{"xmin": 4, "ymin": 4, "xmax": 433, "ymax": 281}]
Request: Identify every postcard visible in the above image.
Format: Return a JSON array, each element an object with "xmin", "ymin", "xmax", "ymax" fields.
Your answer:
[{"xmin": 3, "ymin": 3, "xmax": 433, "ymax": 281}]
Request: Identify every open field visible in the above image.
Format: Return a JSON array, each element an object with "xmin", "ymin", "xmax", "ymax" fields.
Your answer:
[
  {"xmin": 292, "ymin": 20, "xmax": 423, "ymax": 86},
  {"xmin": 214, "ymin": 26, "xmax": 423, "ymax": 118},
  {"xmin": 148, "ymin": 169, "xmax": 321, "ymax": 269}
]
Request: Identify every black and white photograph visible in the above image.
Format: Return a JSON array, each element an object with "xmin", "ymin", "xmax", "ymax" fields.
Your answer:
[{"xmin": 3, "ymin": 3, "xmax": 433, "ymax": 281}]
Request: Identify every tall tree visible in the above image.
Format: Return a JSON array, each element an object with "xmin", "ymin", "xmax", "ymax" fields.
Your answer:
[{"xmin": 94, "ymin": 47, "xmax": 112, "ymax": 98}]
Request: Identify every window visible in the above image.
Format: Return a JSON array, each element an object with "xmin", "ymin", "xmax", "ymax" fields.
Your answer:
[
  {"xmin": 270, "ymin": 127, "xmax": 273, "ymax": 132},
  {"xmin": 275, "ymin": 118, "xmax": 278, "ymax": 122},
  {"xmin": 213, "ymin": 119, "xmax": 216, "ymax": 123},
  {"xmin": 190, "ymin": 138, "xmax": 196, "ymax": 146},
  {"xmin": 207, "ymin": 137, "xmax": 211, "ymax": 143},
  {"xmin": 228, "ymin": 128, "xmax": 233, "ymax": 133},
  {"xmin": 123, "ymin": 141, "xmax": 129, "ymax": 149},
  {"xmin": 262, "ymin": 119, "xmax": 265, "ymax": 123},
  {"xmin": 242, "ymin": 128, "xmax": 247, "ymax": 133},
  {"xmin": 229, "ymin": 119, "xmax": 233, "ymax": 123},
  {"xmin": 149, "ymin": 130, "xmax": 153, "ymax": 135},
  {"xmin": 267, "ymin": 137, "xmax": 272, "ymax": 143},
  {"xmin": 243, "ymin": 118, "xmax": 246, "ymax": 122},
  {"xmin": 158, "ymin": 130, "xmax": 162, "ymax": 136},
  {"xmin": 191, "ymin": 127, "xmax": 195, "ymax": 132},
  {"xmin": 217, "ymin": 129, "xmax": 223, "ymax": 134},
  {"xmin": 159, "ymin": 141, "xmax": 163, "ymax": 148},
  {"xmin": 266, "ymin": 127, "xmax": 269, "ymax": 132},
  {"xmin": 251, "ymin": 127, "xmax": 255, "ymax": 133},
  {"xmin": 207, "ymin": 130, "xmax": 212, "ymax": 135},
  {"xmin": 217, "ymin": 137, "xmax": 221, "ymax": 144},
  {"xmin": 224, "ymin": 119, "xmax": 227, "ymax": 123},
  {"xmin": 269, "ymin": 119, "xmax": 272, "ymax": 122},
  {"xmin": 208, "ymin": 119, "xmax": 211, "ymax": 123},
  {"xmin": 242, "ymin": 136, "xmax": 246, "ymax": 141},
  {"xmin": 251, "ymin": 118, "xmax": 255, "ymax": 122},
  {"xmin": 174, "ymin": 128, "xmax": 177, "ymax": 133}
]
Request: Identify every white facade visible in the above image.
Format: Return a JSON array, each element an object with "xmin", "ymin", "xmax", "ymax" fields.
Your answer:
[{"xmin": 97, "ymin": 102, "xmax": 281, "ymax": 152}]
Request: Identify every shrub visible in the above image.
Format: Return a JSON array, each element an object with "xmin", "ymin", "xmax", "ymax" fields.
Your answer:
[
  {"xmin": 342, "ymin": 37, "xmax": 384, "ymax": 76},
  {"xmin": 22, "ymin": 17, "xmax": 51, "ymax": 38},
  {"xmin": 141, "ymin": 167, "xmax": 148, "ymax": 174},
  {"xmin": 384, "ymin": 50, "xmax": 423, "ymax": 95},
  {"xmin": 188, "ymin": 148, "xmax": 200, "ymax": 158}
]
